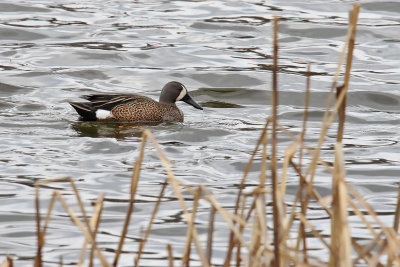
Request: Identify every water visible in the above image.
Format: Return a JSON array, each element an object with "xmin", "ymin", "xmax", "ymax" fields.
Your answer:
[{"xmin": 1, "ymin": 0, "xmax": 399, "ymax": 266}]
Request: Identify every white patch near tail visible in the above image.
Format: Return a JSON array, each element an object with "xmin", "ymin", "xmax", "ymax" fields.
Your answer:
[{"xmin": 96, "ymin": 109, "xmax": 113, "ymax": 119}]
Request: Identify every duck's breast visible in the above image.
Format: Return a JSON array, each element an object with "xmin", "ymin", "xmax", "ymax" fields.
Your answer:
[{"xmin": 160, "ymin": 103, "xmax": 184, "ymax": 122}]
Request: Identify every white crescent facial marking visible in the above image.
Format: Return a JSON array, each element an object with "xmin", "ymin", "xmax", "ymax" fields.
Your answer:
[
  {"xmin": 175, "ymin": 85, "xmax": 187, "ymax": 101},
  {"xmin": 96, "ymin": 109, "xmax": 113, "ymax": 119}
]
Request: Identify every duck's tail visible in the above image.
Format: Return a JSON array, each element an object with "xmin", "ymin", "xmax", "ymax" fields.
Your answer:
[{"xmin": 69, "ymin": 102, "xmax": 97, "ymax": 121}]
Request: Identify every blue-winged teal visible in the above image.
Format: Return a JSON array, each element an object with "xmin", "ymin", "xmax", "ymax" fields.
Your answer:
[{"xmin": 69, "ymin": 81, "xmax": 203, "ymax": 122}]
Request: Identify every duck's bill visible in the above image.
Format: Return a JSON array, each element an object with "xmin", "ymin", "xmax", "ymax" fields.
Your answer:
[{"xmin": 181, "ymin": 94, "xmax": 203, "ymax": 110}]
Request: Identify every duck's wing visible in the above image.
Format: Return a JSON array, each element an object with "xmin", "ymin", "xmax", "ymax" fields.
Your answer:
[{"xmin": 81, "ymin": 94, "xmax": 155, "ymax": 111}]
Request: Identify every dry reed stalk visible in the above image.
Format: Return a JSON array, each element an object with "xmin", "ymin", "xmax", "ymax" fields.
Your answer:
[
  {"xmin": 34, "ymin": 185, "xmax": 42, "ymax": 267},
  {"xmin": 347, "ymin": 196, "xmax": 379, "ymax": 238},
  {"xmin": 348, "ymin": 182, "xmax": 400, "ymax": 264},
  {"xmin": 34, "ymin": 178, "xmax": 108, "ymax": 267},
  {"xmin": 76, "ymin": 192, "xmax": 105, "ymax": 266},
  {"xmin": 77, "ymin": 194, "xmax": 104, "ymax": 265},
  {"xmin": 69, "ymin": 178, "xmax": 91, "ymax": 233},
  {"xmin": 200, "ymin": 187, "xmax": 249, "ymax": 248},
  {"xmin": 113, "ymin": 131, "xmax": 147, "ymax": 266},
  {"xmin": 291, "ymin": 161, "xmax": 333, "ymax": 217},
  {"xmin": 206, "ymin": 205, "xmax": 216, "ymax": 265},
  {"xmin": 182, "ymin": 187, "xmax": 201, "ymax": 266},
  {"xmin": 144, "ymin": 130, "xmax": 209, "ymax": 266},
  {"xmin": 243, "ymin": 194, "xmax": 256, "ymax": 223},
  {"xmin": 354, "ymin": 231, "xmax": 387, "ymax": 266},
  {"xmin": 394, "ymin": 183, "xmax": 400, "ymax": 233},
  {"xmin": 288, "ymin": 159, "xmax": 333, "ymax": 212},
  {"xmin": 337, "ymin": 4, "xmax": 360, "ymax": 143},
  {"xmin": 249, "ymin": 211, "xmax": 261, "ymax": 267},
  {"xmin": 383, "ymin": 228, "xmax": 400, "ymax": 266},
  {"xmin": 167, "ymin": 244, "xmax": 174, "ymax": 267},
  {"xmin": 369, "ymin": 237, "xmax": 390, "ymax": 267},
  {"xmin": 281, "ymin": 141, "xmax": 299, "ymax": 196},
  {"xmin": 34, "ymin": 189, "xmax": 58, "ymax": 266},
  {"xmin": 346, "ymin": 184, "xmax": 389, "ymax": 234},
  {"xmin": 34, "ymin": 180, "xmax": 62, "ymax": 267},
  {"xmin": 298, "ymin": 63, "xmax": 311, "ymax": 263},
  {"xmin": 259, "ymin": 123, "xmax": 268, "ymax": 187},
  {"xmin": 234, "ymin": 119, "xmax": 269, "ymax": 266},
  {"xmin": 282, "ymin": 164, "xmax": 319, "ymax": 253},
  {"xmin": 255, "ymin": 192, "xmax": 271, "ymax": 264},
  {"xmin": 89, "ymin": 193, "xmax": 105, "ymax": 267},
  {"xmin": 1, "ymin": 255, "xmax": 13, "ymax": 267},
  {"xmin": 224, "ymin": 120, "xmax": 270, "ymax": 267},
  {"xmin": 271, "ymin": 15, "xmax": 283, "ymax": 267},
  {"xmin": 235, "ymin": 193, "xmax": 249, "ymax": 267},
  {"xmin": 52, "ymin": 190, "xmax": 108, "ymax": 266},
  {"xmin": 42, "ymin": 192, "xmax": 57, "ymax": 238},
  {"xmin": 386, "ymin": 183, "xmax": 400, "ymax": 267},
  {"xmin": 255, "ymin": 118, "xmax": 270, "ymax": 265},
  {"xmin": 302, "ymin": 4, "xmax": 360, "ymax": 219},
  {"xmin": 34, "ymin": 179, "xmax": 58, "ymax": 267},
  {"xmin": 134, "ymin": 180, "xmax": 168, "ymax": 267},
  {"xmin": 300, "ymin": 62, "xmax": 311, "ymax": 169},
  {"xmin": 297, "ymin": 213, "xmax": 332, "ymax": 253},
  {"xmin": 248, "ymin": 190, "xmax": 269, "ymax": 265},
  {"xmin": 284, "ymin": 8, "xmax": 360, "ymax": 266},
  {"xmin": 273, "ymin": 245, "xmax": 325, "ymax": 267},
  {"xmin": 352, "ymin": 237, "xmax": 385, "ymax": 267},
  {"xmin": 329, "ymin": 143, "xmax": 351, "ymax": 267}
]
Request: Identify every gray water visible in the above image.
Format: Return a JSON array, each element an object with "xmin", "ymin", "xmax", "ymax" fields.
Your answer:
[{"xmin": 0, "ymin": 0, "xmax": 399, "ymax": 266}]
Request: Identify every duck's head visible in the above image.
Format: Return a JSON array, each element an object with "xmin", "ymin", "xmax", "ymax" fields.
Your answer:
[{"xmin": 159, "ymin": 81, "xmax": 203, "ymax": 110}]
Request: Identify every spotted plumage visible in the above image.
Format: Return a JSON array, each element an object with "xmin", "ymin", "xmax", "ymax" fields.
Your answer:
[{"xmin": 69, "ymin": 81, "xmax": 202, "ymax": 123}]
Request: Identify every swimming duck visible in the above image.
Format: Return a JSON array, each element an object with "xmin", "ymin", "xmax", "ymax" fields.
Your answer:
[{"xmin": 69, "ymin": 81, "xmax": 203, "ymax": 122}]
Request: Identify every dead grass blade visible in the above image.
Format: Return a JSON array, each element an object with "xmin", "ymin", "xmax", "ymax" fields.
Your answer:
[
  {"xmin": 224, "ymin": 120, "xmax": 270, "ymax": 266},
  {"xmin": 206, "ymin": 205, "xmax": 216, "ymax": 266},
  {"xmin": 297, "ymin": 213, "xmax": 332, "ymax": 253},
  {"xmin": 77, "ymin": 192, "xmax": 105, "ymax": 267},
  {"xmin": 89, "ymin": 193, "xmax": 105, "ymax": 267},
  {"xmin": 394, "ymin": 183, "xmax": 400, "ymax": 233},
  {"xmin": 1, "ymin": 256, "xmax": 13, "ymax": 267},
  {"xmin": 386, "ymin": 183, "xmax": 400, "ymax": 267},
  {"xmin": 34, "ymin": 183, "xmax": 42, "ymax": 267},
  {"xmin": 35, "ymin": 178, "xmax": 108, "ymax": 267},
  {"xmin": 53, "ymin": 190, "xmax": 108, "ymax": 266},
  {"xmin": 298, "ymin": 62, "xmax": 311, "ymax": 262},
  {"xmin": 113, "ymin": 131, "xmax": 147, "ymax": 266},
  {"xmin": 167, "ymin": 244, "xmax": 174, "ymax": 267},
  {"xmin": 182, "ymin": 187, "xmax": 201, "ymax": 266},
  {"xmin": 302, "ymin": 4, "xmax": 360, "ymax": 219},
  {"xmin": 352, "ymin": 236, "xmax": 385, "ymax": 267},
  {"xmin": 329, "ymin": 143, "xmax": 351, "ymax": 267},
  {"xmin": 145, "ymin": 130, "xmax": 209, "ymax": 266},
  {"xmin": 337, "ymin": 3, "xmax": 360, "ymax": 143},
  {"xmin": 271, "ymin": 15, "xmax": 282, "ymax": 267},
  {"xmin": 134, "ymin": 180, "xmax": 168, "ymax": 267}
]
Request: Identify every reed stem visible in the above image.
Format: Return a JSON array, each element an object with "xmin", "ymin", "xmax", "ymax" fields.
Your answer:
[{"xmin": 271, "ymin": 16, "xmax": 281, "ymax": 267}]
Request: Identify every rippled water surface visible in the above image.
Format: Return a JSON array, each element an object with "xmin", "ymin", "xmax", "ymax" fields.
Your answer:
[{"xmin": 1, "ymin": 1, "xmax": 399, "ymax": 266}]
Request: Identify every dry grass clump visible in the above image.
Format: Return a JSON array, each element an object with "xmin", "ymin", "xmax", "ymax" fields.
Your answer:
[{"xmin": 12, "ymin": 3, "xmax": 398, "ymax": 267}]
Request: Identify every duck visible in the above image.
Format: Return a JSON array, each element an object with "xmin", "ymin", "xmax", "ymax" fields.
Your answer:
[{"xmin": 69, "ymin": 81, "xmax": 203, "ymax": 123}]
